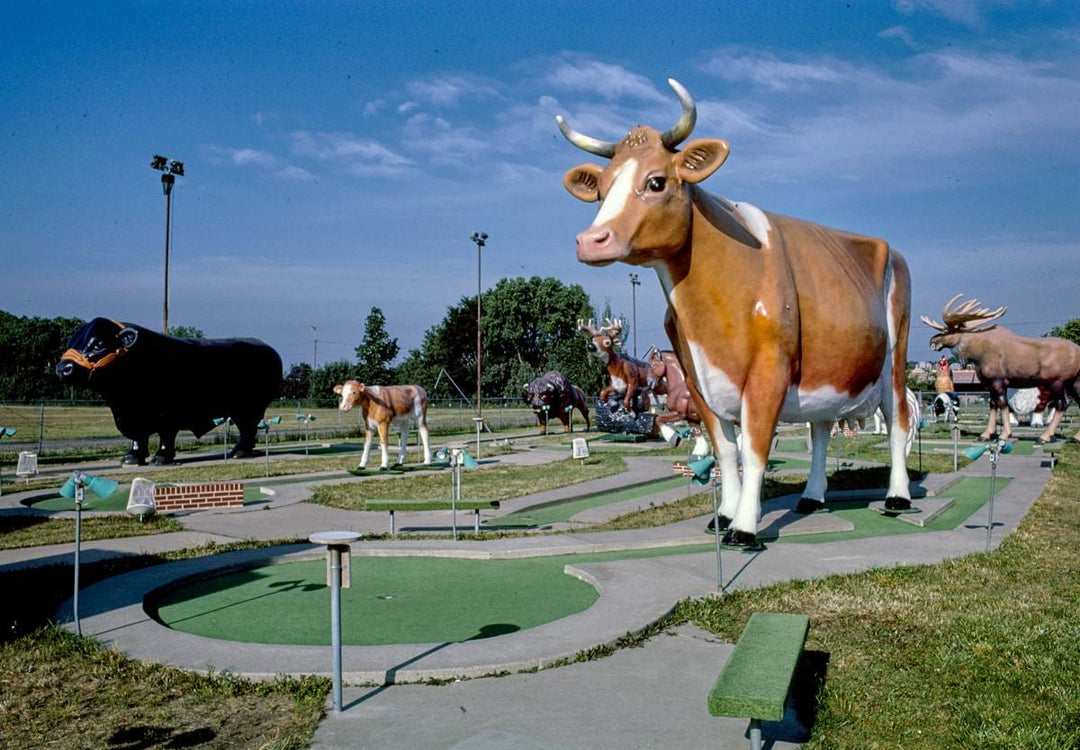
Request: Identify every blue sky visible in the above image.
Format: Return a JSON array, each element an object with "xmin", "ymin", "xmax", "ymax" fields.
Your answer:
[{"xmin": 3, "ymin": 1, "xmax": 1078, "ymax": 372}]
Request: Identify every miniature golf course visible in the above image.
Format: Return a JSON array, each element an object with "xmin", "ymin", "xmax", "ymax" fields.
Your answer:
[{"xmin": 150, "ymin": 555, "xmax": 604, "ymax": 646}]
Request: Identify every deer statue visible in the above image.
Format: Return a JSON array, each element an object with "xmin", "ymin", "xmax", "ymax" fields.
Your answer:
[
  {"xmin": 578, "ymin": 318, "xmax": 655, "ymax": 413},
  {"xmin": 922, "ymin": 294, "xmax": 1080, "ymax": 443}
]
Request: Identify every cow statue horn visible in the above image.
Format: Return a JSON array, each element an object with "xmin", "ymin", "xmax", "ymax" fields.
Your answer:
[
  {"xmin": 556, "ymin": 78, "xmax": 697, "ymax": 157},
  {"xmin": 659, "ymin": 78, "xmax": 697, "ymax": 149}
]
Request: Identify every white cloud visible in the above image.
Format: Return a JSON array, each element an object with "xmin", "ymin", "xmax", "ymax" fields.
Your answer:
[
  {"xmin": 694, "ymin": 45, "xmax": 1080, "ymax": 186},
  {"xmin": 406, "ymin": 74, "xmax": 499, "ymax": 107},
  {"xmin": 290, "ymin": 131, "xmax": 413, "ymax": 175},
  {"xmin": 541, "ymin": 55, "xmax": 667, "ymax": 102},
  {"xmin": 701, "ymin": 49, "xmax": 844, "ymax": 91},
  {"xmin": 879, "ymin": 25, "xmax": 917, "ymax": 48},
  {"xmin": 893, "ymin": 0, "xmax": 983, "ymax": 28}
]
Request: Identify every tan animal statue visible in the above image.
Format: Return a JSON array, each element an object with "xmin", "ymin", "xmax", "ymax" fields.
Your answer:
[
  {"xmin": 333, "ymin": 381, "xmax": 433, "ymax": 469},
  {"xmin": 922, "ymin": 294, "xmax": 1080, "ymax": 443},
  {"xmin": 558, "ymin": 79, "xmax": 915, "ymax": 547},
  {"xmin": 646, "ymin": 347, "xmax": 701, "ymax": 425},
  {"xmin": 578, "ymin": 318, "xmax": 655, "ymax": 413}
]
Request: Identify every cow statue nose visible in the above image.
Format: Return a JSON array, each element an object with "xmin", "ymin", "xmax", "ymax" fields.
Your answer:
[{"xmin": 56, "ymin": 361, "xmax": 75, "ymax": 380}]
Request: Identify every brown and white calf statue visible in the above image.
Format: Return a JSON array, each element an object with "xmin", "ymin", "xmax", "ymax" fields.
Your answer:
[
  {"xmin": 922, "ymin": 295, "xmax": 1080, "ymax": 443},
  {"xmin": 333, "ymin": 381, "xmax": 433, "ymax": 469},
  {"xmin": 558, "ymin": 79, "xmax": 915, "ymax": 547}
]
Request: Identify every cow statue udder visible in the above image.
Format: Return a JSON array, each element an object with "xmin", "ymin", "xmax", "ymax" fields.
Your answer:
[
  {"xmin": 523, "ymin": 371, "xmax": 591, "ymax": 435},
  {"xmin": 56, "ymin": 318, "xmax": 282, "ymax": 465},
  {"xmin": 558, "ymin": 79, "xmax": 914, "ymax": 548}
]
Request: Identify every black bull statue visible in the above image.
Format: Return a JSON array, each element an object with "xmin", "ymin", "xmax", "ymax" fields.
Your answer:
[
  {"xmin": 523, "ymin": 371, "xmax": 591, "ymax": 434},
  {"xmin": 56, "ymin": 318, "xmax": 282, "ymax": 465}
]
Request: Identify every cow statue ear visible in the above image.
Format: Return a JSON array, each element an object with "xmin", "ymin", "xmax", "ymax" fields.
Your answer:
[
  {"xmin": 118, "ymin": 327, "xmax": 139, "ymax": 348},
  {"xmin": 333, "ymin": 384, "xmax": 343, "ymax": 395},
  {"xmin": 674, "ymin": 139, "xmax": 729, "ymax": 184},
  {"xmin": 563, "ymin": 164, "xmax": 603, "ymax": 203}
]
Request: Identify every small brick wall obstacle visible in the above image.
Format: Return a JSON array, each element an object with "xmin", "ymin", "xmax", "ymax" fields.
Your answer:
[{"xmin": 154, "ymin": 482, "xmax": 244, "ymax": 512}]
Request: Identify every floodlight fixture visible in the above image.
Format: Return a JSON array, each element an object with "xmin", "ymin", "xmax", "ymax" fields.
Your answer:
[
  {"xmin": 469, "ymin": 230, "xmax": 490, "ymax": 456},
  {"xmin": 151, "ymin": 153, "xmax": 183, "ymax": 333}
]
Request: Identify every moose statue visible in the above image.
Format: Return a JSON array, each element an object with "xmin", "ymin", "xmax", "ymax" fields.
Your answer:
[{"xmin": 922, "ymin": 294, "xmax": 1080, "ymax": 443}]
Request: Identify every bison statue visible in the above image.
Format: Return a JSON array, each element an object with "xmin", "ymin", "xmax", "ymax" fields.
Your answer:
[
  {"xmin": 56, "ymin": 318, "xmax": 282, "ymax": 465},
  {"xmin": 523, "ymin": 371, "xmax": 591, "ymax": 434}
]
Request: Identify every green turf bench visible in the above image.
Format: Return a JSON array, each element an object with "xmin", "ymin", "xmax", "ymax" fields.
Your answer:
[
  {"xmin": 708, "ymin": 612, "xmax": 810, "ymax": 750},
  {"xmin": 363, "ymin": 498, "xmax": 500, "ymax": 534},
  {"xmin": 1042, "ymin": 442, "xmax": 1063, "ymax": 469}
]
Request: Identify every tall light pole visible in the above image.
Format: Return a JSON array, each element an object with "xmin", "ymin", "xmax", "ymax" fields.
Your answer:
[
  {"xmin": 150, "ymin": 155, "xmax": 184, "ymax": 335},
  {"xmin": 629, "ymin": 272, "xmax": 641, "ymax": 357},
  {"xmin": 470, "ymin": 232, "xmax": 488, "ymax": 456},
  {"xmin": 311, "ymin": 325, "xmax": 318, "ymax": 371}
]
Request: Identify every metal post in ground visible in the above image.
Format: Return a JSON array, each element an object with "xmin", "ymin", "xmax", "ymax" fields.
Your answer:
[
  {"xmin": 711, "ymin": 480, "xmax": 723, "ymax": 592},
  {"xmin": 310, "ymin": 531, "xmax": 361, "ymax": 713}
]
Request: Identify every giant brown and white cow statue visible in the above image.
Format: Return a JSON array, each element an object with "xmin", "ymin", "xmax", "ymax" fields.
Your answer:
[
  {"xmin": 557, "ymin": 79, "xmax": 915, "ymax": 547},
  {"xmin": 333, "ymin": 381, "xmax": 432, "ymax": 470}
]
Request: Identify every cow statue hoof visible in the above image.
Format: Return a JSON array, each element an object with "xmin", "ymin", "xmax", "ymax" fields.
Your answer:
[
  {"xmin": 884, "ymin": 496, "xmax": 912, "ymax": 512},
  {"xmin": 705, "ymin": 514, "xmax": 731, "ymax": 534},
  {"xmin": 720, "ymin": 528, "xmax": 761, "ymax": 550},
  {"xmin": 121, "ymin": 452, "xmax": 146, "ymax": 466},
  {"xmin": 228, "ymin": 448, "xmax": 257, "ymax": 460},
  {"xmin": 794, "ymin": 497, "xmax": 825, "ymax": 514},
  {"xmin": 150, "ymin": 453, "xmax": 175, "ymax": 466}
]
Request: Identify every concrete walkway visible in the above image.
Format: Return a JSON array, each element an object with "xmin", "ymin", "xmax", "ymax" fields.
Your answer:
[{"xmin": 2, "ymin": 437, "xmax": 1061, "ymax": 749}]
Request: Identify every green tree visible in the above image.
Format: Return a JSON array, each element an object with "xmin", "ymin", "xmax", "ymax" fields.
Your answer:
[
  {"xmin": 1046, "ymin": 319, "xmax": 1080, "ymax": 346},
  {"xmin": 281, "ymin": 362, "xmax": 313, "ymax": 400},
  {"xmin": 0, "ymin": 311, "xmax": 90, "ymax": 401},
  {"xmin": 397, "ymin": 276, "xmax": 606, "ymax": 401},
  {"xmin": 354, "ymin": 307, "xmax": 399, "ymax": 384},
  {"xmin": 309, "ymin": 360, "xmax": 359, "ymax": 402},
  {"xmin": 168, "ymin": 325, "xmax": 204, "ymax": 339}
]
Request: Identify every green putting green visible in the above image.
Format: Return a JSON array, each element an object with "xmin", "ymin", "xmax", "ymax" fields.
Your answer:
[
  {"xmin": 774, "ymin": 438, "xmax": 809, "ymax": 452},
  {"xmin": 151, "ymin": 556, "xmax": 600, "ymax": 645},
  {"xmin": 772, "ymin": 475, "xmax": 1011, "ymax": 544},
  {"xmin": 492, "ymin": 457, "xmax": 811, "ymax": 528}
]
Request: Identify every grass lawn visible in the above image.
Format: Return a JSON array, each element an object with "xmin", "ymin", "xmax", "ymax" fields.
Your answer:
[
  {"xmin": 0, "ymin": 539, "xmax": 326, "ymax": 749},
  {"xmin": 308, "ymin": 453, "xmax": 627, "ymax": 509},
  {"xmin": 674, "ymin": 441, "xmax": 1080, "ymax": 749},
  {"xmin": 0, "ymin": 514, "xmax": 183, "ymax": 550}
]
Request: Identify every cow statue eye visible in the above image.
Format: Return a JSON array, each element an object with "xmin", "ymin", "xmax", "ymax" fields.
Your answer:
[{"xmin": 646, "ymin": 176, "xmax": 666, "ymax": 193}]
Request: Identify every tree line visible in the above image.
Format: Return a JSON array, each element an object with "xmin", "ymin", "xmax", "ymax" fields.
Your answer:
[
  {"xmin": 0, "ymin": 276, "xmax": 612, "ymax": 403},
  {"xmin": 6, "ymin": 291, "xmax": 1077, "ymax": 405}
]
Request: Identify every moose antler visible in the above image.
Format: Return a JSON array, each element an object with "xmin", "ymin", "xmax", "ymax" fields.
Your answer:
[{"xmin": 921, "ymin": 293, "xmax": 1007, "ymax": 333}]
